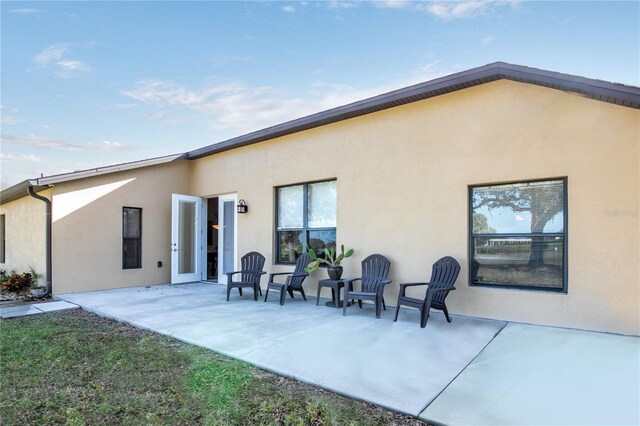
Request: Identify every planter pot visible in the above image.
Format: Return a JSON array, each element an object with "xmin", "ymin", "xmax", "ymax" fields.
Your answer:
[
  {"xmin": 327, "ymin": 266, "xmax": 343, "ymax": 280},
  {"xmin": 30, "ymin": 288, "xmax": 48, "ymax": 298}
]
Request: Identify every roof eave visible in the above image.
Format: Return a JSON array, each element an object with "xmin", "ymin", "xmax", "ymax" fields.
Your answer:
[
  {"xmin": 0, "ymin": 180, "xmax": 49, "ymax": 205},
  {"xmin": 0, "ymin": 153, "xmax": 187, "ymax": 204},
  {"xmin": 186, "ymin": 62, "xmax": 640, "ymax": 160}
]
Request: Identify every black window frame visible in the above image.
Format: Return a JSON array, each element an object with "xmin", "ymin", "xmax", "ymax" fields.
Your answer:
[
  {"xmin": 0, "ymin": 214, "xmax": 5, "ymax": 264},
  {"xmin": 122, "ymin": 207, "xmax": 142, "ymax": 269},
  {"xmin": 468, "ymin": 177, "xmax": 568, "ymax": 293},
  {"xmin": 275, "ymin": 179, "xmax": 337, "ymax": 265}
]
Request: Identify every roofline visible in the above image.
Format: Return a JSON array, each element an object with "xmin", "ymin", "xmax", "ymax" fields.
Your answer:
[
  {"xmin": 0, "ymin": 153, "xmax": 186, "ymax": 205},
  {"xmin": 186, "ymin": 61, "xmax": 640, "ymax": 160}
]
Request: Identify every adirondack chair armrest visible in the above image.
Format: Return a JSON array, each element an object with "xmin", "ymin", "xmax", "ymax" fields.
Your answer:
[
  {"xmin": 398, "ymin": 282, "xmax": 428, "ymax": 297},
  {"xmin": 342, "ymin": 277, "xmax": 361, "ymax": 291},
  {"xmin": 290, "ymin": 273, "xmax": 308, "ymax": 278},
  {"xmin": 268, "ymin": 271, "xmax": 292, "ymax": 283},
  {"xmin": 226, "ymin": 271, "xmax": 242, "ymax": 281},
  {"xmin": 228, "ymin": 270, "xmax": 266, "ymax": 281}
]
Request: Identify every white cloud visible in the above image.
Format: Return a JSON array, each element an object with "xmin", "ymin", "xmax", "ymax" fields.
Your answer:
[
  {"xmin": 327, "ymin": 1, "xmax": 359, "ymax": 9},
  {"xmin": 123, "ymin": 76, "xmax": 407, "ymax": 131},
  {"xmin": 122, "ymin": 61, "xmax": 459, "ymax": 134},
  {"xmin": 481, "ymin": 35, "xmax": 496, "ymax": 44},
  {"xmin": 9, "ymin": 8, "xmax": 46, "ymax": 14},
  {"xmin": 1, "ymin": 134, "xmax": 132, "ymax": 151},
  {"xmin": 33, "ymin": 44, "xmax": 91, "ymax": 77},
  {"xmin": 421, "ymin": 1, "xmax": 517, "ymax": 20},
  {"xmin": 0, "ymin": 153, "xmax": 43, "ymax": 162},
  {"xmin": 1, "ymin": 116, "xmax": 21, "ymax": 125},
  {"xmin": 373, "ymin": 0, "xmax": 412, "ymax": 9},
  {"xmin": 282, "ymin": 5, "xmax": 295, "ymax": 13}
]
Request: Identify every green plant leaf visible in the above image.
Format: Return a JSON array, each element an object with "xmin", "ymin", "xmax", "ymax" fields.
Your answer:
[
  {"xmin": 304, "ymin": 260, "xmax": 320, "ymax": 273},
  {"xmin": 308, "ymin": 247, "xmax": 318, "ymax": 260},
  {"xmin": 344, "ymin": 248, "xmax": 354, "ymax": 258},
  {"xmin": 323, "ymin": 248, "xmax": 331, "ymax": 260}
]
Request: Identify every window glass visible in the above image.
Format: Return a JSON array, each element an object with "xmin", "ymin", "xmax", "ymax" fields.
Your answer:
[
  {"xmin": 470, "ymin": 178, "xmax": 566, "ymax": 292},
  {"xmin": 277, "ymin": 185, "xmax": 304, "ymax": 229},
  {"xmin": 123, "ymin": 239, "xmax": 141, "ymax": 269},
  {"xmin": 277, "ymin": 231, "xmax": 303, "ymax": 263},
  {"xmin": 308, "ymin": 229, "xmax": 337, "ymax": 257},
  {"xmin": 123, "ymin": 208, "xmax": 141, "ymax": 238},
  {"xmin": 472, "ymin": 180, "xmax": 564, "ymax": 234},
  {"xmin": 123, "ymin": 207, "xmax": 142, "ymax": 269},
  {"xmin": 308, "ymin": 181, "xmax": 337, "ymax": 228},
  {"xmin": 471, "ymin": 236, "xmax": 564, "ymax": 289}
]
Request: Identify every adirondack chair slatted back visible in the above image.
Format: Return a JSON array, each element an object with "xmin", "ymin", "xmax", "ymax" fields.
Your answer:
[
  {"xmin": 427, "ymin": 256, "xmax": 460, "ymax": 305},
  {"xmin": 241, "ymin": 252, "xmax": 265, "ymax": 284},
  {"xmin": 360, "ymin": 254, "xmax": 391, "ymax": 292},
  {"xmin": 287, "ymin": 253, "xmax": 311, "ymax": 289}
]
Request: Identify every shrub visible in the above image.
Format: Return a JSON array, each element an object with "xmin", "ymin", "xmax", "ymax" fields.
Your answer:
[{"xmin": 1, "ymin": 272, "xmax": 33, "ymax": 292}]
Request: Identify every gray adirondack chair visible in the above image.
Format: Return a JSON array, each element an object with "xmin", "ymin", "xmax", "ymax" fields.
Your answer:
[
  {"xmin": 343, "ymin": 254, "xmax": 391, "ymax": 318},
  {"xmin": 264, "ymin": 253, "xmax": 311, "ymax": 305},
  {"xmin": 394, "ymin": 256, "xmax": 460, "ymax": 327},
  {"xmin": 226, "ymin": 252, "xmax": 266, "ymax": 301}
]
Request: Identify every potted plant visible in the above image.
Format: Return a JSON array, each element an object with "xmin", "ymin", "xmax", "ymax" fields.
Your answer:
[
  {"xmin": 28, "ymin": 266, "xmax": 47, "ymax": 298},
  {"xmin": 305, "ymin": 245, "xmax": 354, "ymax": 280}
]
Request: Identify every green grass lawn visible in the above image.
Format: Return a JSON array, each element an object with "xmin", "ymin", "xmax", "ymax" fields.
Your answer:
[{"xmin": 0, "ymin": 310, "xmax": 426, "ymax": 425}]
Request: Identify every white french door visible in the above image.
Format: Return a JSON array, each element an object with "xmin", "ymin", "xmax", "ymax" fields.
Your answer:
[{"xmin": 171, "ymin": 194, "xmax": 203, "ymax": 284}]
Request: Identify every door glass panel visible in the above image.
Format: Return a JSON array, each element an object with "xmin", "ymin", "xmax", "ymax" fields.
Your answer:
[
  {"xmin": 178, "ymin": 201, "xmax": 196, "ymax": 274},
  {"xmin": 223, "ymin": 201, "xmax": 235, "ymax": 274}
]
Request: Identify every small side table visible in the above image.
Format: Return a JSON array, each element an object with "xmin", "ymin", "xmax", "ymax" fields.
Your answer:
[{"xmin": 316, "ymin": 279, "xmax": 352, "ymax": 308}]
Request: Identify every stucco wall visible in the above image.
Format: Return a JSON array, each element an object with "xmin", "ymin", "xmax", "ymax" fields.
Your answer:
[
  {"xmin": 0, "ymin": 189, "xmax": 50, "ymax": 278},
  {"xmin": 191, "ymin": 80, "xmax": 640, "ymax": 335},
  {"xmin": 52, "ymin": 160, "xmax": 191, "ymax": 293}
]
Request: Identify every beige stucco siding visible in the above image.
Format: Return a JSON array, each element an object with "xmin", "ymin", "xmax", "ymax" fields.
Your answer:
[
  {"xmin": 0, "ymin": 189, "xmax": 50, "ymax": 277},
  {"xmin": 52, "ymin": 160, "xmax": 191, "ymax": 293},
  {"xmin": 191, "ymin": 80, "xmax": 640, "ymax": 335}
]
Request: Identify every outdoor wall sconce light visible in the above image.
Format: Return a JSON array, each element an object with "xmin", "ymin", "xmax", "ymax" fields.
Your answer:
[{"xmin": 237, "ymin": 199, "xmax": 248, "ymax": 214}]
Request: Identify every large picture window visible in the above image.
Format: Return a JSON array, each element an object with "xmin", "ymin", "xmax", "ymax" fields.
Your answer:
[
  {"xmin": 123, "ymin": 207, "xmax": 142, "ymax": 269},
  {"xmin": 469, "ymin": 178, "xmax": 567, "ymax": 292},
  {"xmin": 276, "ymin": 180, "xmax": 336, "ymax": 264}
]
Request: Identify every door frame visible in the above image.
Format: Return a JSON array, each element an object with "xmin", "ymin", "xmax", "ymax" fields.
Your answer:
[{"xmin": 216, "ymin": 193, "xmax": 238, "ymax": 283}]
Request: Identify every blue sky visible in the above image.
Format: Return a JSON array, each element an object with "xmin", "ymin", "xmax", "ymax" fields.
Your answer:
[{"xmin": 1, "ymin": 1, "xmax": 638, "ymax": 189}]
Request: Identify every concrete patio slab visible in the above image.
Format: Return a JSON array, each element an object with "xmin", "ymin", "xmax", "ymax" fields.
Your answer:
[
  {"xmin": 420, "ymin": 323, "xmax": 640, "ymax": 425},
  {"xmin": 57, "ymin": 282, "xmax": 506, "ymax": 416},
  {"xmin": 0, "ymin": 305, "xmax": 42, "ymax": 319},
  {"xmin": 0, "ymin": 300, "xmax": 79, "ymax": 318},
  {"xmin": 31, "ymin": 301, "xmax": 79, "ymax": 313}
]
